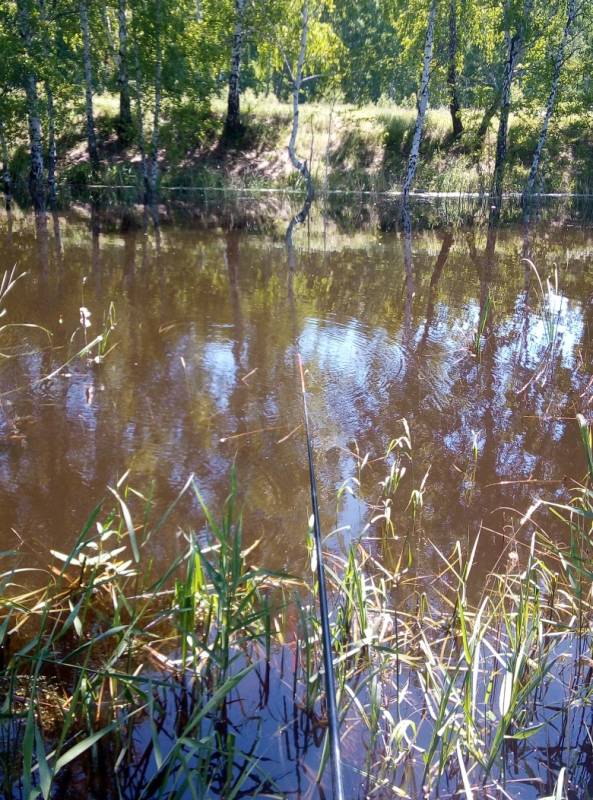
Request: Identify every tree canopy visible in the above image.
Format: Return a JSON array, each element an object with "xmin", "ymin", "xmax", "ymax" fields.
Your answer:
[{"xmin": 0, "ymin": 0, "xmax": 589, "ymax": 208}]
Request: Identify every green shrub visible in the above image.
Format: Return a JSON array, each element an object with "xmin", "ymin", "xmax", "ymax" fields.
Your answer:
[
  {"xmin": 160, "ymin": 101, "xmax": 218, "ymax": 161},
  {"xmin": 62, "ymin": 160, "xmax": 93, "ymax": 188}
]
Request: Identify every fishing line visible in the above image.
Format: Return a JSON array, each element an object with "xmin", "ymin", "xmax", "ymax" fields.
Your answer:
[{"xmin": 297, "ymin": 353, "xmax": 345, "ymax": 800}]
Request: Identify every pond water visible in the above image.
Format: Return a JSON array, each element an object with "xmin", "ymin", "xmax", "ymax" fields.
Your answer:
[
  {"xmin": 2, "ymin": 200, "xmax": 593, "ymax": 797},
  {"xmin": 0, "ymin": 203, "xmax": 591, "ymax": 588}
]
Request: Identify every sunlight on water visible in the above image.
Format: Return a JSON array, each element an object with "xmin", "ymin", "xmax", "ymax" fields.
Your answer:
[{"xmin": 0, "ymin": 205, "xmax": 591, "ymax": 596}]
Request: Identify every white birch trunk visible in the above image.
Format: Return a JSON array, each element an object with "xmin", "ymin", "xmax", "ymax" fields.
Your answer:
[
  {"xmin": 25, "ymin": 75, "xmax": 45, "ymax": 210},
  {"xmin": 117, "ymin": 0, "xmax": 132, "ymax": 140},
  {"xmin": 223, "ymin": 0, "xmax": 246, "ymax": 139},
  {"xmin": 101, "ymin": 5, "xmax": 117, "ymax": 65},
  {"xmin": 287, "ymin": 0, "xmax": 313, "ymax": 199},
  {"xmin": 133, "ymin": 33, "xmax": 149, "ymax": 204},
  {"xmin": 285, "ymin": 0, "xmax": 313, "ymax": 245},
  {"xmin": 491, "ymin": 0, "xmax": 534, "ymax": 204},
  {"xmin": 46, "ymin": 82, "xmax": 57, "ymax": 208},
  {"xmin": 80, "ymin": 0, "xmax": 99, "ymax": 171},
  {"xmin": 38, "ymin": 0, "xmax": 57, "ymax": 206},
  {"xmin": 401, "ymin": 0, "xmax": 437, "ymax": 201},
  {"xmin": 16, "ymin": 0, "xmax": 45, "ymax": 211},
  {"xmin": 0, "ymin": 120, "xmax": 11, "ymax": 207},
  {"xmin": 524, "ymin": 0, "xmax": 576, "ymax": 197},
  {"xmin": 134, "ymin": 88, "xmax": 149, "ymax": 204},
  {"xmin": 148, "ymin": 0, "xmax": 162, "ymax": 207}
]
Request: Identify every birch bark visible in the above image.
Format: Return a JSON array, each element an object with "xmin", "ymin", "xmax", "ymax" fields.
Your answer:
[
  {"xmin": 33, "ymin": 0, "xmax": 57, "ymax": 206},
  {"xmin": 223, "ymin": 0, "xmax": 246, "ymax": 140},
  {"xmin": 79, "ymin": 0, "xmax": 100, "ymax": 172},
  {"xmin": 24, "ymin": 75, "xmax": 45, "ymax": 209},
  {"xmin": 46, "ymin": 83, "xmax": 57, "ymax": 208},
  {"xmin": 101, "ymin": 5, "xmax": 116, "ymax": 64},
  {"xmin": 401, "ymin": 0, "xmax": 437, "ymax": 202},
  {"xmin": 16, "ymin": 0, "xmax": 45, "ymax": 211},
  {"xmin": 447, "ymin": 0, "xmax": 462, "ymax": 138},
  {"xmin": 0, "ymin": 120, "xmax": 11, "ymax": 208},
  {"xmin": 148, "ymin": 0, "xmax": 162, "ymax": 207},
  {"xmin": 524, "ymin": 0, "xmax": 576, "ymax": 197},
  {"xmin": 285, "ymin": 0, "xmax": 314, "ymax": 246},
  {"xmin": 133, "ymin": 45, "xmax": 149, "ymax": 204},
  {"xmin": 38, "ymin": 0, "xmax": 57, "ymax": 206},
  {"xmin": 287, "ymin": 0, "xmax": 313, "ymax": 200},
  {"xmin": 491, "ymin": 0, "xmax": 534, "ymax": 205},
  {"xmin": 117, "ymin": 0, "xmax": 133, "ymax": 142}
]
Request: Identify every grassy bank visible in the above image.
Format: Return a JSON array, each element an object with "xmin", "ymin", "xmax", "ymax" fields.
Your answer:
[
  {"xmin": 1, "ymin": 411, "xmax": 592, "ymax": 798},
  {"xmin": 9, "ymin": 93, "xmax": 593, "ymax": 205}
]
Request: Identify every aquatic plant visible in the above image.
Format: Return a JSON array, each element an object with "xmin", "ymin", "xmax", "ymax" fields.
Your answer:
[
  {"xmin": 1, "ymin": 413, "xmax": 592, "ymax": 797},
  {"xmin": 0, "ymin": 267, "xmax": 52, "ymax": 362},
  {"xmin": 0, "ymin": 474, "xmax": 295, "ymax": 799},
  {"xmin": 473, "ymin": 291, "xmax": 492, "ymax": 362},
  {"xmin": 319, "ymin": 416, "xmax": 593, "ymax": 798},
  {"xmin": 518, "ymin": 258, "xmax": 565, "ymax": 395}
]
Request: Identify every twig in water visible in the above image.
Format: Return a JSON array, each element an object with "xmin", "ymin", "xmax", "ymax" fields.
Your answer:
[
  {"xmin": 219, "ymin": 424, "xmax": 286, "ymax": 443},
  {"xmin": 276, "ymin": 424, "xmax": 302, "ymax": 444},
  {"xmin": 241, "ymin": 367, "xmax": 258, "ymax": 384}
]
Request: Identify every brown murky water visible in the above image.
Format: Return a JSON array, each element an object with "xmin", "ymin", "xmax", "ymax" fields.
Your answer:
[{"xmin": 0, "ymin": 205, "xmax": 591, "ymax": 589}]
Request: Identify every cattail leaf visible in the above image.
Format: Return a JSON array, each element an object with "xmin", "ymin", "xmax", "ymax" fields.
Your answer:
[
  {"xmin": 505, "ymin": 723, "xmax": 545, "ymax": 740},
  {"xmin": 499, "ymin": 670, "xmax": 513, "ymax": 717},
  {"xmin": 108, "ymin": 487, "xmax": 140, "ymax": 562},
  {"xmin": 34, "ymin": 724, "xmax": 51, "ymax": 799},
  {"xmin": 54, "ymin": 723, "xmax": 116, "ymax": 772}
]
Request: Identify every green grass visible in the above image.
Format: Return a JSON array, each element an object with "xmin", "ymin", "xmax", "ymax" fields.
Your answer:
[{"xmin": 8, "ymin": 91, "xmax": 593, "ymax": 207}]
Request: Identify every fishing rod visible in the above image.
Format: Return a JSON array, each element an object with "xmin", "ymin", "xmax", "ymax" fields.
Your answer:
[{"xmin": 297, "ymin": 354, "xmax": 345, "ymax": 800}]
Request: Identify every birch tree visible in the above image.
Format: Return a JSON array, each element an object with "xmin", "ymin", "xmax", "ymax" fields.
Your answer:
[
  {"xmin": 287, "ymin": 0, "xmax": 313, "ymax": 199},
  {"xmin": 223, "ymin": 0, "xmax": 246, "ymax": 140},
  {"xmin": 0, "ymin": 118, "xmax": 11, "ymax": 207},
  {"xmin": 38, "ymin": 0, "xmax": 57, "ymax": 207},
  {"xmin": 401, "ymin": 0, "xmax": 437, "ymax": 202},
  {"xmin": 147, "ymin": 0, "xmax": 162, "ymax": 206},
  {"xmin": 523, "ymin": 0, "xmax": 577, "ymax": 198},
  {"xmin": 16, "ymin": 0, "xmax": 45, "ymax": 211},
  {"xmin": 283, "ymin": 0, "xmax": 315, "ymax": 250},
  {"xmin": 79, "ymin": 0, "xmax": 100, "ymax": 172},
  {"xmin": 490, "ymin": 0, "xmax": 534, "ymax": 206},
  {"xmin": 130, "ymin": 0, "xmax": 196, "ymax": 209},
  {"xmin": 132, "ymin": 35, "xmax": 149, "ymax": 204},
  {"xmin": 116, "ymin": 0, "xmax": 133, "ymax": 143},
  {"xmin": 45, "ymin": 82, "xmax": 57, "ymax": 206},
  {"xmin": 447, "ymin": 0, "xmax": 462, "ymax": 138},
  {"xmin": 258, "ymin": 0, "xmax": 341, "ymax": 192}
]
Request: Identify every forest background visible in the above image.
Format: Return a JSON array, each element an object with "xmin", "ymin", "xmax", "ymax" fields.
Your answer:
[{"xmin": 1, "ymin": 0, "xmax": 591, "ymax": 212}]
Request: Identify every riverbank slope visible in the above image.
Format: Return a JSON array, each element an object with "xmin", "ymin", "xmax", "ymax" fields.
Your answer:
[{"xmin": 8, "ymin": 92, "xmax": 593, "ymax": 202}]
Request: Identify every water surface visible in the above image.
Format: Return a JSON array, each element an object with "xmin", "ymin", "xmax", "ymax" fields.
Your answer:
[{"xmin": 0, "ymin": 205, "xmax": 591, "ymax": 589}]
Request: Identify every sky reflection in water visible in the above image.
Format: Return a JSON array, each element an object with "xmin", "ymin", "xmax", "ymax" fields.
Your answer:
[{"xmin": 0, "ymin": 209, "xmax": 591, "ymax": 595}]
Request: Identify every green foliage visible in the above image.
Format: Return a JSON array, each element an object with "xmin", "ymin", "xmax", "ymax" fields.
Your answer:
[
  {"xmin": 159, "ymin": 100, "xmax": 216, "ymax": 160},
  {"xmin": 0, "ymin": 0, "xmax": 590, "ymax": 201},
  {"xmin": 0, "ymin": 476, "xmax": 293, "ymax": 798}
]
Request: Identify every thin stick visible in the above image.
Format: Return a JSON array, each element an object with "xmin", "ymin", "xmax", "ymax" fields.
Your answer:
[
  {"xmin": 219, "ymin": 425, "xmax": 285, "ymax": 443},
  {"xmin": 276, "ymin": 423, "xmax": 302, "ymax": 444},
  {"xmin": 297, "ymin": 354, "xmax": 345, "ymax": 800}
]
